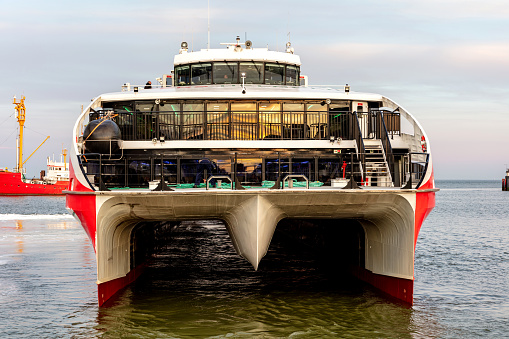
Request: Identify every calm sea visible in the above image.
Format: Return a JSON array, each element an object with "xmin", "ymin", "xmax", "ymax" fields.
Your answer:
[{"xmin": 0, "ymin": 181, "xmax": 507, "ymax": 338}]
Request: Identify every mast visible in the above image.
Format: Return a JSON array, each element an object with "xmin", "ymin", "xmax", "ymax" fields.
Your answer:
[{"xmin": 13, "ymin": 95, "xmax": 26, "ymax": 173}]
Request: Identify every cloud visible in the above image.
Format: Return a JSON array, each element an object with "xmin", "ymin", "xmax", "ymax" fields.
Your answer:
[{"xmin": 395, "ymin": 0, "xmax": 509, "ymax": 20}]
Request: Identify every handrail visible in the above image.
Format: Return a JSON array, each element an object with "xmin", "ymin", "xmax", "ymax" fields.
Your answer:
[
  {"xmin": 79, "ymin": 152, "xmax": 102, "ymax": 191},
  {"xmin": 352, "ymin": 112, "xmax": 366, "ymax": 181},
  {"xmin": 206, "ymin": 175, "xmax": 233, "ymax": 190},
  {"xmin": 376, "ymin": 112, "xmax": 395, "ymax": 186},
  {"xmin": 282, "ymin": 174, "xmax": 309, "ymax": 189},
  {"xmin": 403, "ymin": 152, "xmax": 430, "ymax": 189}
]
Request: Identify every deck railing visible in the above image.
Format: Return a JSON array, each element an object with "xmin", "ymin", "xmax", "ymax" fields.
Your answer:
[
  {"xmin": 78, "ymin": 149, "xmax": 429, "ymax": 191},
  {"xmin": 376, "ymin": 112, "xmax": 395, "ymax": 185},
  {"xmin": 94, "ymin": 110, "xmax": 378, "ymax": 142}
]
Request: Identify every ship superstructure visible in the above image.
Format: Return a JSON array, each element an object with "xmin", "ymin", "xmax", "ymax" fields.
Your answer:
[{"xmin": 66, "ymin": 37, "xmax": 437, "ymax": 306}]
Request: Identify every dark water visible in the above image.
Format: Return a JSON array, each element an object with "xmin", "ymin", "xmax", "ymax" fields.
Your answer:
[{"xmin": 0, "ymin": 181, "xmax": 508, "ymax": 338}]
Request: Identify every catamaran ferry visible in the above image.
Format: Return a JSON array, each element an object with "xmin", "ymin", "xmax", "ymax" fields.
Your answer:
[{"xmin": 66, "ymin": 37, "xmax": 437, "ymax": 306}]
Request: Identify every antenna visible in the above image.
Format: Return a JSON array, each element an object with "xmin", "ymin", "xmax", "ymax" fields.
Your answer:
[{"xmin": 207, "ymin": 0, "xmax": 210, "ymax": 49}]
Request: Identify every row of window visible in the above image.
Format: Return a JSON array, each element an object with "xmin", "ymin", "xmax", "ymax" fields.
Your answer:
[{"xmin": 174, "ymin": 61, "xmax": 300, "ymax": 86}]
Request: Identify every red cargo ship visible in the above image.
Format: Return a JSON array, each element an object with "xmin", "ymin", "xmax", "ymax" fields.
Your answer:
[{"xmin": 0, "ymin": 96, "xmax": 69, "ymax": 196}]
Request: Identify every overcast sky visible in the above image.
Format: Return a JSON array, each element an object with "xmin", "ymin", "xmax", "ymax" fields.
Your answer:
[{"xmin": 1, "ymin": 0, "xmax": 508, "ymax": 179}]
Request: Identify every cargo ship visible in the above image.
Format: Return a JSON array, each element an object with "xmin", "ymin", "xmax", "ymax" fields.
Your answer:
[
  {"xmin": 66, "ymin": 37, "xmax": 437, "ymax": 306},
  {"xmin": 0, "ymin": 96, "xmax": 69, "ymax": 195}
]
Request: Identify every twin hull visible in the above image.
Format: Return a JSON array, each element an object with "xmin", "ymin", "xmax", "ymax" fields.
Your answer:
[{"xmin": 66, "ymin": 158, "xmax": 435, "ymax": 305}]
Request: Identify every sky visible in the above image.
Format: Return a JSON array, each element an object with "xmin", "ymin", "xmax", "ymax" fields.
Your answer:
[{"xmin": 1, "ymin": 0, "xmax": 508, "ymax": 180}]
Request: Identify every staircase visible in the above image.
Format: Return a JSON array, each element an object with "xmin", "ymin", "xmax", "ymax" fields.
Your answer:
[{"xmin": 363, "ymin": 140, "xmax": 393, "ymax": 187}]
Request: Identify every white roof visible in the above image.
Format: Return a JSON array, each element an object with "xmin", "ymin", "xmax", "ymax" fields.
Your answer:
[
  {"xmin": 99, "ymin": 85, "xmax": 383, "ymax": 102},
  {"xmin": 174, "ymin": 47, "xmax": 301, "ymax": 66}
]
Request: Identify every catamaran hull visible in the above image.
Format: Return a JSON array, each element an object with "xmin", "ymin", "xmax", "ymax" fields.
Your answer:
[{"xmin": 66, "ymin": 167, "xmax": 435, "ymax": 306}]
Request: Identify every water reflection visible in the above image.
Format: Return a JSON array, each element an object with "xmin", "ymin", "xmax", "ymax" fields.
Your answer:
[{"xmin": 95, "ymin": 221, "xmax": 422, "ymax": 338}]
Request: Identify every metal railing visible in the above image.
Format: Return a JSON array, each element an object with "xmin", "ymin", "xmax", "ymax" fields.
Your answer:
[
  {"xmin": 402, "ymin": 152, "xmax": 430, "ymax": 189},
  {"xmin": 376, "ymin": 112, "xmax": 395, "ymax": 185},
  {"xmin": 78, "ymin": 150, "xmax": 429, "ymax": 191},
  {"xmin": 352, "ymin": 112, "xmax": 366, "ymax": 180},
  {"xmin": 90, "ymin": 110, "xmax": 382, "ymax": 142}
]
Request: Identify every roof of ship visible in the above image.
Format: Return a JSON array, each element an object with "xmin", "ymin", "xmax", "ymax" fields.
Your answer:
[
  {"xmin": 98, "ymin": 85, "xmax": 384, "ymax": 102},
  {"xmin": 174, "ymin": 38, "xmax": 301, "ymax": 66}
]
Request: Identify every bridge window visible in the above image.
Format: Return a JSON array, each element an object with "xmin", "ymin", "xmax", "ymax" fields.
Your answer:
[
  {"xmin": 191, "ymin": 63, "xmax": 212, "ymax": 85},
  {"xmin": 175, "ymin": 65, "xmax": 190, "ymax": 86},
  {"xmin": 265, "ymin": 63, "xmax": 285, "ymax": 85},
  {"xmin": 239, "ymin": 62, "xmax": 264, "ymax": 84},
  {"xmin": 286, "ymin": 65, "xmax": 299, "ymax": 86},
  {"xmin": 174, "ymin": 62, "xmax": 300, "ymax": 86},
  {"xmin": 213, "ymin": 62, "xmax": 238, "ymax": 84}
]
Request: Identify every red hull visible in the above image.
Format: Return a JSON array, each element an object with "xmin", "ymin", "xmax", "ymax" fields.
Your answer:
[{"xmin": 0, "ymin": 171, "xmax": 68, "ymax": 195}]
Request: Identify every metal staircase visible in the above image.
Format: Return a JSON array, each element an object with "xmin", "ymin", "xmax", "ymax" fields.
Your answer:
[{"xmin": 364, "ymin": 140, "xmax": 393, "ymax": 187}]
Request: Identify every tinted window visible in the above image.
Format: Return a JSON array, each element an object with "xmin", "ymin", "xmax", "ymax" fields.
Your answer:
[
  {"xmin": 239, "ymin": 62, "xmax": 263, "ymax": 84},
  {"xmin": 286, "ymin": 65, "xmax": 299, "ymax": 86},
  {"xmin": 213, "ymin": 62, "xmax": 238, "ymax": 84},
  {"xmin": 175, "ymin": 65, "xmax": 190, "ymax": 86},
  {"xmin": 265, "ymin": 63, "xmax": 285, "ymax": 85},
  {"xmin": 191, "ymin": 63, "xmax": 212, "ymax": 85}
]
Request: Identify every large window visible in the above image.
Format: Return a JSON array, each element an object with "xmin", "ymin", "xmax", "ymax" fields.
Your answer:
[
  {"xmin": 307, "ymin": 103, "xmax": 327, "ymax": 140},
  {"xmin": 103, "ymin": 99, "xmax": 378, "ymax": 142},
  {"xmin": 175, "ymin": 62, "xmax": 299, "ymax": 86},
  {"xmin": 259, "ymin": 102, "xmax": 281, "ymax": 139},
  {"xmin": 182, "ymin": 103, "xmax": 204, "ymax": 139},
  {"xmin": 286, "ymin": 65, "xmax": 299, "ymax": 86},
  {"xmin": 231, "ymin": 102, "xmax": 257, "ymax": 140},
  {"xmin": 191, "ymin": 63, "xmax": 212, "ymax": 85},
  {"xmin": 159, "ymin": 102, "xmax": 180, "ymax": 140},
  {"xmin": 213, "ymin": 62, "xmax": 238, "ymax": 84},
  {"xmin": 239, "ymin": 62, "xmax": 263, "ymax": 84},
  {"xmin": 175, "ymin": 65, "xmax": 190, "ymax": 86},
  {"xmin": 207, "ymin": 103, "xmax": 229, "ymax": 139},
  {"xmin": 264, "ymin": 63, "xmax": 285, "ymax": 85},
  {"xmin": 283, "ymin": 103, "xmax": 305, "ymax": 139}
]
